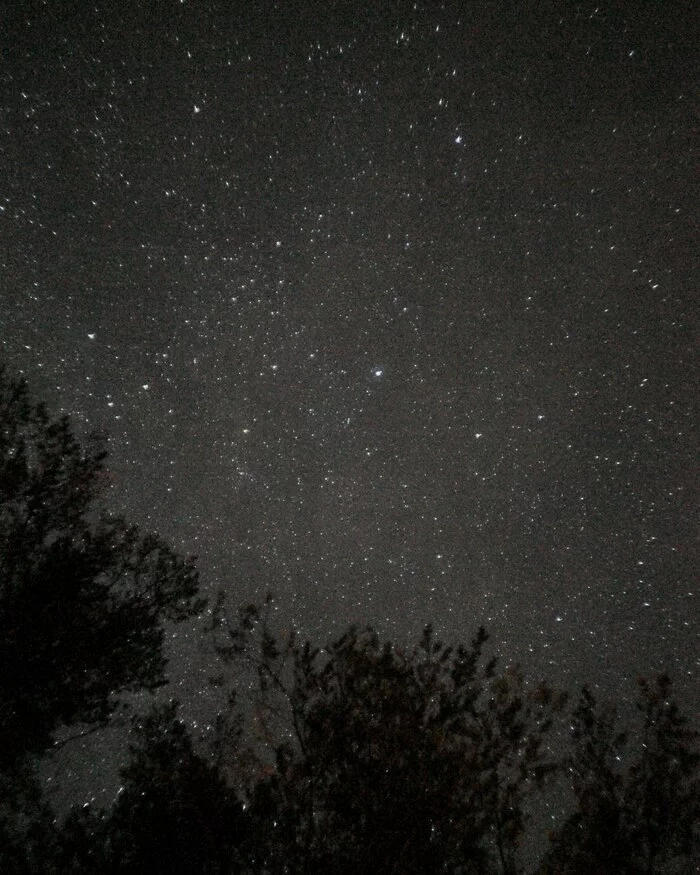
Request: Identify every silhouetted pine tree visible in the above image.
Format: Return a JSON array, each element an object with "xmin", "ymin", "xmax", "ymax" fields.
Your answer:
[
  {"xmin": 82, "ymin": 703, "xmax": 246, "ymax": 875},
  {"xmin": 0, "ymin": 366, "xmax": 205, "ymax": 873},
  {"xmin": 541, "ymin": 676, "xmax": 699, "ymax": 873}
]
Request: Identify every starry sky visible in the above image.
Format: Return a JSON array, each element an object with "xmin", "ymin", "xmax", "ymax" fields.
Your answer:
[{"xmin": 2, "ymin": 0, "xmax": 698, "ymax": 783}]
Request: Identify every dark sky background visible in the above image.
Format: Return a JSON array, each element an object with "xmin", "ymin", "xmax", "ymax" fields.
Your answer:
[{"xmin": 1, "ymin": 0, "xmax": 698, "ymax": 814}]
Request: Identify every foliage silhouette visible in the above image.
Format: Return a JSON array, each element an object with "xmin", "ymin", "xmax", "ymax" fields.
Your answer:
[
  {"xmin": 57, "ymin": 703, "xmax": 246, "ymax": 875},
  {"xmin": 0, "ymin": 366, "xmax": 204, "ymax": 765},
  {"xmin": 209, "ymin": 594, "xmax": 567, "ymax": 873},
  {"xmin": 0, "ymin": 367, "xmax": 205, "ymax": 873},
  {"xmin": 541, "ymin": 676, "xmax": 699, "ymax": 873}
]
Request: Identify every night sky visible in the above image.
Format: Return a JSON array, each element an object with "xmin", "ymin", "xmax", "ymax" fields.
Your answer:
[{"xmin": 2, "ymin": 0, "xmax": 698, "ymax": 810}]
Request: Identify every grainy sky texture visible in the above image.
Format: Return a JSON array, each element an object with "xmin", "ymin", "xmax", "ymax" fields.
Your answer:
[{"xmin": 2, "ymin": 0, "xmax": 698, "ymax": 782}]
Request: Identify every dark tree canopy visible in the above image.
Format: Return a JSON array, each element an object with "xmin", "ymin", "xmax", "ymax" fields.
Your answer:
[
  {"xmin": 0, "ymin": 367, "xmax": 205, "ymax": 765},
  {"xmin": 542, "ymin": 676, "xmax": 700, "ymax": 874},
  {"xmin": 208, "ymin": 595, "xmax": 567, "ymax": 874},
  {"xmin": 64, "ymin": 702, "xmax": 246, "ymax": 875}
]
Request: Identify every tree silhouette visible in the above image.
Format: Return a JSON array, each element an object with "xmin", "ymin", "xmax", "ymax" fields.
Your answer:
[
  {"xmin": 0, "ymin": 758, "xmax": 59, "ymax": 875},
  {"xmin": 541, "ymin": 676, "xmax": 699, "ymax": 873},
  {"xmin": 57, "ymin": 702, "xmax": 246, "ymax": 875},
  {"xmin": 0, "ymin": 366, "xmax": 205, "ymax": 873},
  {"xmin": 627, "ymin": 675, "xmax": 699, "ymax": 872},
  {"xmin": 0, "ymin": 367, "xmax": 204, "ymax": 764},
  {"xmin": 209, "ymin": 594, "xmax": 566, "ymax": 874}
]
